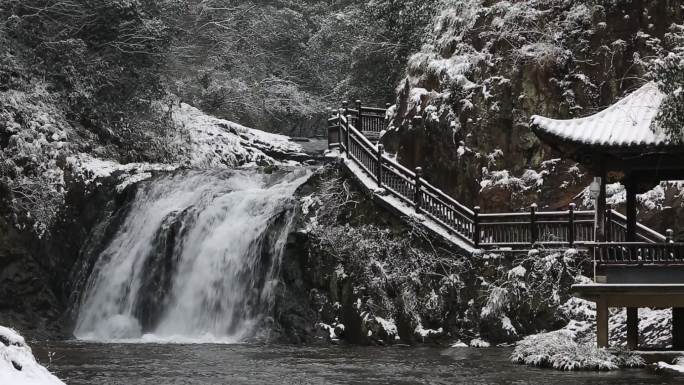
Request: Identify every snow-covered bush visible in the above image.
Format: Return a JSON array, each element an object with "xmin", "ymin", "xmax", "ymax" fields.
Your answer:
[
  {"xmin": 511, "ymin": 330, "xmax": 644, "ymax": 371},
  {"xmin": 480, "ymin": 249, "xmax": 589, "ymax": 340},
  {"xmin": 0, "ymin": 326, "xmax": 64, "ymax": 385}
]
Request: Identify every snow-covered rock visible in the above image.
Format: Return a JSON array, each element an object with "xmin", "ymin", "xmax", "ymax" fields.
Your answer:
[
  {"xmin": 469, "ymin": 338, "xmax": 491, "ymax": 348},
  {"xmin": 171, "ymin": 103, "xmax": 304, "ymax": 168},
  {"xmin": 67, "ymin": 154, "xmax": 178, "ymax": 192},
  {"xmin": 0, "ymin": 326, "xmax": 64, "ymax": 385},
  {"xmin": 654, "ymin": 357, "xmax": 684, "ymax": 375}
]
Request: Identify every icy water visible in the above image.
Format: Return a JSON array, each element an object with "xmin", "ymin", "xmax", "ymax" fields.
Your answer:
[{"xmin": 33, "ymin": 343, "xmax": 672, "ymax": 385}]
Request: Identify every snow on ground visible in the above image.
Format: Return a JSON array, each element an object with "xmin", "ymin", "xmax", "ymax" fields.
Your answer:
[
  {"xmin": 171, "ymin": 103, "xmax": 304, "ymax": 169},
  {"xmin": 0, "ymin": 326, "xmax": 64, "ymax": 385}
]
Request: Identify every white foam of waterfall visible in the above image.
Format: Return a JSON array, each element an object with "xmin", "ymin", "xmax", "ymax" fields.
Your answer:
[{"xmin": 74, "ymin": 168, "xmax": 309, "ymax": 343}]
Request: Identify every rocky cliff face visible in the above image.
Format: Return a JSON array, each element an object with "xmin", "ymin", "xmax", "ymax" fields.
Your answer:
[
  {"xmin": 272, "ymin": 165, "xmax": 590, "ymax": 346},
  {"xmin": 385, "ymin": 0, "xmax": 683, "ymax": 214}
]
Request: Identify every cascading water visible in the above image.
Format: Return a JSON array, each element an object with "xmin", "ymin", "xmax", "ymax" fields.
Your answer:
[{"xmin": 74, "ymin": 168, "xmax": 310, "ymax": 343}]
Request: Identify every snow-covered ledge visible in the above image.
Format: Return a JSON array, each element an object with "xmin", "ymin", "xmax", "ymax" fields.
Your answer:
[{"xmin": 0, "ymin": 326, "xmax": 64, "ymax": 385}]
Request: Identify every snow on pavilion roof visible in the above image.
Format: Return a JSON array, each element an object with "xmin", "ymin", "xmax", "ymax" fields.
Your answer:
[{"xmin": 531, "ymin": 82, "xmax": 670, "ymax": 148}]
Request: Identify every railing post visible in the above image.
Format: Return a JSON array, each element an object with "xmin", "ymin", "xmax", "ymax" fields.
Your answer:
[
  {"xmin": 666, "ymin": 229, "xmax": 674, "ymax": 262},
  {"xmin": 326, "ymin": 107, "xmax": 333, "ymax": 149},
  {"xmin": 530, "ymin": 203, "xmax": 538, "ymax": 245},
  {"xmin": 568, "ymin": 203, "xmax": 575, "ymax": 247},
  {"xmin": 345, "ymin": 114, "xmax": 351, "ymax": 154},
  {"xmin": 356, "ymin": 100, "xmax": 363, "ymax": 131},
  {"xmin": 473, "ymin": 206, "xmax": 481, "ymax": 247},
  {"xmin": 376, "ymin": 144, "xmax": 384, "ymax": 187},
  {"xmin": 342, "ymin": 100, "xmax": 349, "ymax": 116},
  {"xmin": 414, "ymin": 167, "xmax": 423, "ymax": 213},
  {"xmin": 412, "ymin": 115, "xmax": 422, "ymax": 130}
]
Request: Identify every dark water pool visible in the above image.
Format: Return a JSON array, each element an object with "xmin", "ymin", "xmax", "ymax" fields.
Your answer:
[{"xmin": 33, "ymin": 342, "xmax": 675, "ymax": 385}]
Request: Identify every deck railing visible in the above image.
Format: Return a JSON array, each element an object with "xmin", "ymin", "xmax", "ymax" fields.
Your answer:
[
  {"xmin": 594, "ymin": 230, "xmax": 683, "ymax": 265},
  {"xmin": 327, "ymin": 103, "xmax": 667, "ymax": 250}
]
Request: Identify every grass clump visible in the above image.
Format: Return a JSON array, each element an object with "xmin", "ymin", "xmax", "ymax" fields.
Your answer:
[{"xmin": 511, "ymin": 331, "xmax": 644, "ymax": 371}]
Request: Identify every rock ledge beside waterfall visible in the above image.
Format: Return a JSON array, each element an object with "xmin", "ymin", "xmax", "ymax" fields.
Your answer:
[{"xmin": 0, "ymin": 326, "xmax": 64, "ymax": 385}]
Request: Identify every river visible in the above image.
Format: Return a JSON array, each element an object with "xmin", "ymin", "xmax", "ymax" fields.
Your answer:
[{"xmin": 33, "ymin": 343, "xmax": 670, "ymax": 385}]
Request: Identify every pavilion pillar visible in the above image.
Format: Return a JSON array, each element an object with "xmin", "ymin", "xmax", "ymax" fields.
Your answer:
[
  {"xmin": 674, "ymin": 308, "xmax": 684, "ymax": 350},
  {"xmin": 595, "ymin": 162, "xmax": 608, "ymax": 242},
  {"xmin": 626, "ymin": 307, "xmax": 638, "ymax": 350},
  {"xmin": 625, "ymin": 174, "xmax": 637, "ymax": 242},
  {"xmin": 597, "ymin": 298, "xmax": 609, "ymax": 348}
]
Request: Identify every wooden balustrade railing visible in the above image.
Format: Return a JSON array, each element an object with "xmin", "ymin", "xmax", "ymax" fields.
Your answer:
[
  {"xmin": 327, "ymin": 102, "xmax": 668, "ymax": 250},
  {"xmin": 606, "ymin": 209, "xmax": 666, "ymax": 243},
  {"xmin": 594, "ymin": 234, "xmax": 682, "ymax": 265}
]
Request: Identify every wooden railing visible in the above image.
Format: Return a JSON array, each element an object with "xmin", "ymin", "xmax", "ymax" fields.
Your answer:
[
  {"xmin": 606, "ymin": 209, "xmax": 666, "ymax": 243},
  {"xmin": 594, "ymin": 231, "xmax": 682, "ymax": 265},
  {"xmin": 327, "ymin": 103, "xmax": 667, "ymax": 250}
]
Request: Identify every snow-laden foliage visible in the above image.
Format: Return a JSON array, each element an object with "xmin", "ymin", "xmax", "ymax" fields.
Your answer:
[
  {"xmin": 167, "ymin": 0, "xmax": 438, "ymax": 135},
  {"xmin": 0, "ymin": 326, "xmax": 64, "ymax": 385},
  {"xmin": 2, "ymin": 0, "xmax": 181, "ymax": 156},
  {"xmin": 511, "ymin": 330, "xmax": 644, "ymax": 371},
  {"xmin": 653, "ymin": 24, "xmax": 684, "ymax": 142},
  {"xmin": 481, "ymin": 249, "xmax": 587, "ymax": 337},
  {"xmin": 388, "ymin": 0, "xmax": 682, "ymax": 213}
]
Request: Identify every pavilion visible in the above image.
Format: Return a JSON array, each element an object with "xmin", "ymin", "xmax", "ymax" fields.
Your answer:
[{"xmin": 530, "ymin": 82, "xmax": 684, "ymax": 350}]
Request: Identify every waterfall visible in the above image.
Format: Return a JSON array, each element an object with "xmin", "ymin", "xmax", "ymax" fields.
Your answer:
[{"xmin": 74, "ymin": 168, "xmax": 309, "ymax": 343}]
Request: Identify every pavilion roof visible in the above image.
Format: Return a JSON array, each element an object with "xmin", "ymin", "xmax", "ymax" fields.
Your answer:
[{"xmin": 530, "ymin": 82, "xmax": 670, "ymax": 148}]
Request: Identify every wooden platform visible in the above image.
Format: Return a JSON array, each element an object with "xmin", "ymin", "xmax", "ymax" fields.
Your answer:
[
  {"xmin": 572, "ymin": 283, "xmax": 684, "ymax": 307},
  {"xmin": 572, "ymin": 283, "xmax": 684, "ymax": 349}
]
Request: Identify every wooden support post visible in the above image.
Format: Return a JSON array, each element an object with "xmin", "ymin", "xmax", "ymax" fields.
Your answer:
[
  {"xmin": 627, "ymin": 307, "xmax": 639, "ymax": 350},
  {"xmin": 414, "ymin": 167, "xmax": 423, "ymax": 213},
  {"xmin": 597, "ymin": 298, "xmax": 609, "ymax": 348},
  {"xmin": 605, "ymin": 207, "xmax": 612, "ymax": 242},
  {"xmin": 568, "ymin": 203, "xmax": 575, "ymax": 247},
  {"xmin": 344, "ymin": 114, "xmax": 351, "ymax": 154},
  {"xmin": 667, "ymin": 229, "xmax": 674, "ymax": 244},
  {"xmin": 673, "ymin": 308, "xmax": 684, "ymax": 349},
  {"xmin": 530, "ymin": 203, "xmax": 538, "ymax": 245},
  {"xmin": 377, "ymin": 144, "xmax": 384, "ymax": 187},
  {"xmin": 342, "ymin": 100, "xmax": 349, "ymax": 116},
  {"xmin": 596, "ymin": 171, "xmax": 607, "ymax": 242},
  {"xmin": 625, "ymin": 175, "xmax": 637, "ymax": 242},
  {"xmin": 473, "ymin": 206, "xmax": 481, "ymax": 247},
  {"xmin": 356, "ymin": 100, "xmax": 363, "ymax": 131}
]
